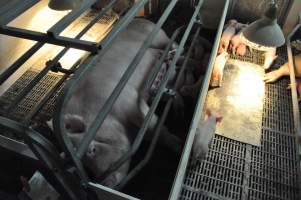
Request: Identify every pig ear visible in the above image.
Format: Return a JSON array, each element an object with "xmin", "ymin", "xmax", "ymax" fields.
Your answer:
[{"xmin": 216, "ymin": 116, "xmax": 223, "ymax": 124}]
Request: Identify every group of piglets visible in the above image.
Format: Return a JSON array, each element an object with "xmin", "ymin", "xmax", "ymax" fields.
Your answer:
[
  {"xmin": 211, "ymin": 19, "xmax": 278, "ymax": 87},
  {"xmin": 211, "ymin": 19, "xmax": 247, "ymax": 87}
]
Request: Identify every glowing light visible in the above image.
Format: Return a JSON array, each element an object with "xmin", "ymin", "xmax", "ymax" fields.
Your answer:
[{"xmin": 226, "ymin": 62, "xmax": 265, "ymax": 110}]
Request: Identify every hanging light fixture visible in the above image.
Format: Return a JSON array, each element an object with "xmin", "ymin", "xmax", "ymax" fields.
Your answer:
[
  {"xmin": 48, "ymin": 0, "xmax": 83, "ymax": 11},
  {"xmin": 242, "ymin": 1, "xmax": 285, "ymax": 50}
]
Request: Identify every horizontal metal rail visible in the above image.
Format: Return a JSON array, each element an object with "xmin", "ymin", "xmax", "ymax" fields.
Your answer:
[
  {"xmin": 3, "ymin": 0, "xmax": 123, "ymax": 112},
  {"xmin": 169, "ymin": 0, "xmax": 229, "ymax": 199},
  {"xmin": 0, "ymin": 26, "xmax": 99, "ymax": 53},
  {"xmin": 47, "ymin": 0, "xmax": 97, "ymax": 36},
  {"xmin": 0, "ymin": 0, "xmax": 38, "ymax": 25},
  {"xmin": 116, "ymin": 26, "xmax": 201, "ymax": 190},
  {"xmin": 286, "ymin": 17, "xmax": 301, "ymax": 194},
  {"xmin": 53, "ymin": 0, "xmax": 151, "ymax": 185},
  {"xmin": 0, "ymin": 0, "xmax": 117, "ymax": 85}
]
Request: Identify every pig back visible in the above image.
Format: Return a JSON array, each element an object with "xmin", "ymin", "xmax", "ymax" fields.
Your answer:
[{"xmin": 65, "ymin": 22, "xmax": 163, "ymax": 127}]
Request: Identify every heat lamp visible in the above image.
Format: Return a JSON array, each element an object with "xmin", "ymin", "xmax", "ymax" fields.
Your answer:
[
  {"xmin": 48, "ymin": 0, "xmax": 83, "ymax": 11},
  {"xmin": 242, "ymin": 1, "xmax": 285, "ymax": 50}
]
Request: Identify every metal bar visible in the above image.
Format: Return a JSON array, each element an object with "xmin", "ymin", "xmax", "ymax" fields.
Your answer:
[
  {"xmin": 76, "ymin": 0, "xmax": 179, "ymax": 158},
  {"xmin": 286, "ymin": 18, "xmax": 301, "ymax": 195},
  {"xmin": 5, "ymin": 60, "xmax": 59, "ymax": 112},
  {"xmin": 99, "ymin": 0, "xmax": 203, "ymax": 182},
  {"xmin": 116, "ymin": 27, "xmax": 201, "ymax": 190},
  {"xmin": 4, "ymin": 0, "xmax": 121, "ymax": 111},
  {"xmin": 168, "ymin": 0, "xmax": 229, "ymax": 199},
  {"xmin": 0, "ymin": 134, "xmax": 36, "ymax": 160},
  {"xmin": 140, "ymin": 28, "xmax": 182, "ymax": 94},
  {"xmin": 52, "ymin": 0, "xmax": 155, "ymax": 186},
  {"xmin": 0, "ymin": 0, "xmax": 114, "ymax": 85},
  {"xmin": 24, "ymin": 59, "xmax": 82, "ymax": 123},
  {"xmin": 88, "ymin": 182, "xmax": 140, "ymax": 200},
  {"xmin": 0, "ymin": 116, "xmax": 61, "ymax": 163},
  {"xmin": 98, "ymin": 0, "xmax": 148, "ymax": 49},
  {"xmin": 47, "ymin": 0, "xmax": 97, "ymax": 36},
  {"xmin": 0, "ymin": 116, "xmax": 81, "ymax": 200},
  {"xmin": 53, "ymin": 0, "xmax": 147, "ymax": 185},
  {"xmin": 0, "ymin": 26, "xmax": 98, "ymax": 53},
  {"xmin": 0, "ymin": 0, "xmax": 39, "ymax": 25},
  {"xmin": 0, "ymin": 42, "xmax": 44, "ymax": 85}
]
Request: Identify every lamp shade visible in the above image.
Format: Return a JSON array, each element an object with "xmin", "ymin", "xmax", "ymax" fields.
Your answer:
[
  {"xmin": 48, "ymin": 0, "xmax": 83, "ymax": 11},
  {"xmin": 242, "ymin": 3, "xmax": 285, "ymax": 48}
]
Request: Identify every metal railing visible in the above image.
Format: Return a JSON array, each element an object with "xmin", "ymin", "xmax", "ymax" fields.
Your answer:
[
  {"xmin": 286, "ymin": 13, "xmax": 301, "ymax": 195},
  {"xmin": 0, "ymin": 0, "xmax": 207, "ymax": 199},
  {"xmin": 169, "ymin": 0, "xmax": 230, "ymax": 199}
]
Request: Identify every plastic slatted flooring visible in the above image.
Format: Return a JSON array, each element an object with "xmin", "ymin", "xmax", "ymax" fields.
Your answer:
[{"xmin": 180, "ymin": 48, "xmax": 300, "ymax": 200}]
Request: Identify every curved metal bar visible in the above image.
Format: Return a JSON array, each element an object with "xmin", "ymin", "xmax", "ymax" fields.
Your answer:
[
  {"xmin": 116, "ymin": 27, "xmax": 201, "ymax": 190},
  {"xmin": 99, "ymin": 0, "xmax": 203, "ymax": 183},
  {"xmin": 169, "ymin": 0, "xmax": 229, "ymax": 199},
  {"xmin": 53, "ymin": 0, "xmax": 151, "ymax": 185}
]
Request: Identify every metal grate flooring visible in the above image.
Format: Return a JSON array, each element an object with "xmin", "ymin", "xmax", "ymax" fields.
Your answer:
[
  {"xmin": 0, "ymin": 69, "xmax": 63, "ymax": 141},
  {"xmin": 180, "ymin": 47, "xmax": 300, "ymax": 200}
]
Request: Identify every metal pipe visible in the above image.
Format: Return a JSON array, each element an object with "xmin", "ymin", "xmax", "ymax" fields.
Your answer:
[
  {"xmin": 169, "ymin": 0, "xmax": 229, "ymax": 199},
  {"xmin": 286, "ymin": 16, "xmax": 301, "ymax": 194},
  {"xmin": 99, "ymin": 0, "xmax": 203, "ymax": 182},
  {"xmin": 116, "ymin": 27, "xmax": 201, "ymax": 190},
  {"xmin": 47, "ymin": 0, "xmax": 97, "ymax": 36},
  {"xmin": 0, "ymin": 42, "xmax": 44, "ymax": 85},
  {"xmin": 0, "ymin": 26, "xmax": 99, "ymax": 53},
  {"xmin": 76, "ymin": 0, "xmax": 180, "ymax": 158}
]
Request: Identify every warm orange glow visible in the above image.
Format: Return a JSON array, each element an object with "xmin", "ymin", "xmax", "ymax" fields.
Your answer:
[{"xmin": 0, "ymin": 0, "xmax": 116, "ymax": 95}]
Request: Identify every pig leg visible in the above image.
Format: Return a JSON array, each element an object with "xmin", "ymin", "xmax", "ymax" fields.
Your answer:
[
  {"xmin": 263, "ymin": 63, "xmax": 290, "ymax": 83},
  {"xmin": 136, "ymin": 98, "xmax": 182, "ymax": 153},
  {"xmin": 236, "ymin": 44, "xmax": 247, "ymax": 56}
]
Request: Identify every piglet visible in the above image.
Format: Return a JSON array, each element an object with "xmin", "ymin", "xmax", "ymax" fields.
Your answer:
[
  {"xmin": 191, "ymin": 110, "xmax": 222, "ymax": 164},
  {"xmin": 210, "ymin": 51, "xmax": 229, "ymax": 87},
  {"xmin": 230, "ymin": 32, "xmax": 244, "ymax": 55},
  {"xmin": 218, "ymin": 20, "xmax": 237, "ymax": 54},
  {"xmin": 236, "ymin": 43, "xmax": 247, "ymax": 56},
  {"xmin": 263, "ymin": 48, "xmax": 277, "ymax": 70}
]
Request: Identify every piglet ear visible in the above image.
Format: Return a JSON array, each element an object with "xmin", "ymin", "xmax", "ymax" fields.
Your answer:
[{"xmin": 216, "ymin": 116, "xmax": 223, "ymax": 124}]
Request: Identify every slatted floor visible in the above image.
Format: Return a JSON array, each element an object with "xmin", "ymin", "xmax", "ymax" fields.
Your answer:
[{"xmin": 180, "ymin": 47, "xmax": 300, "ymax": 200}]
